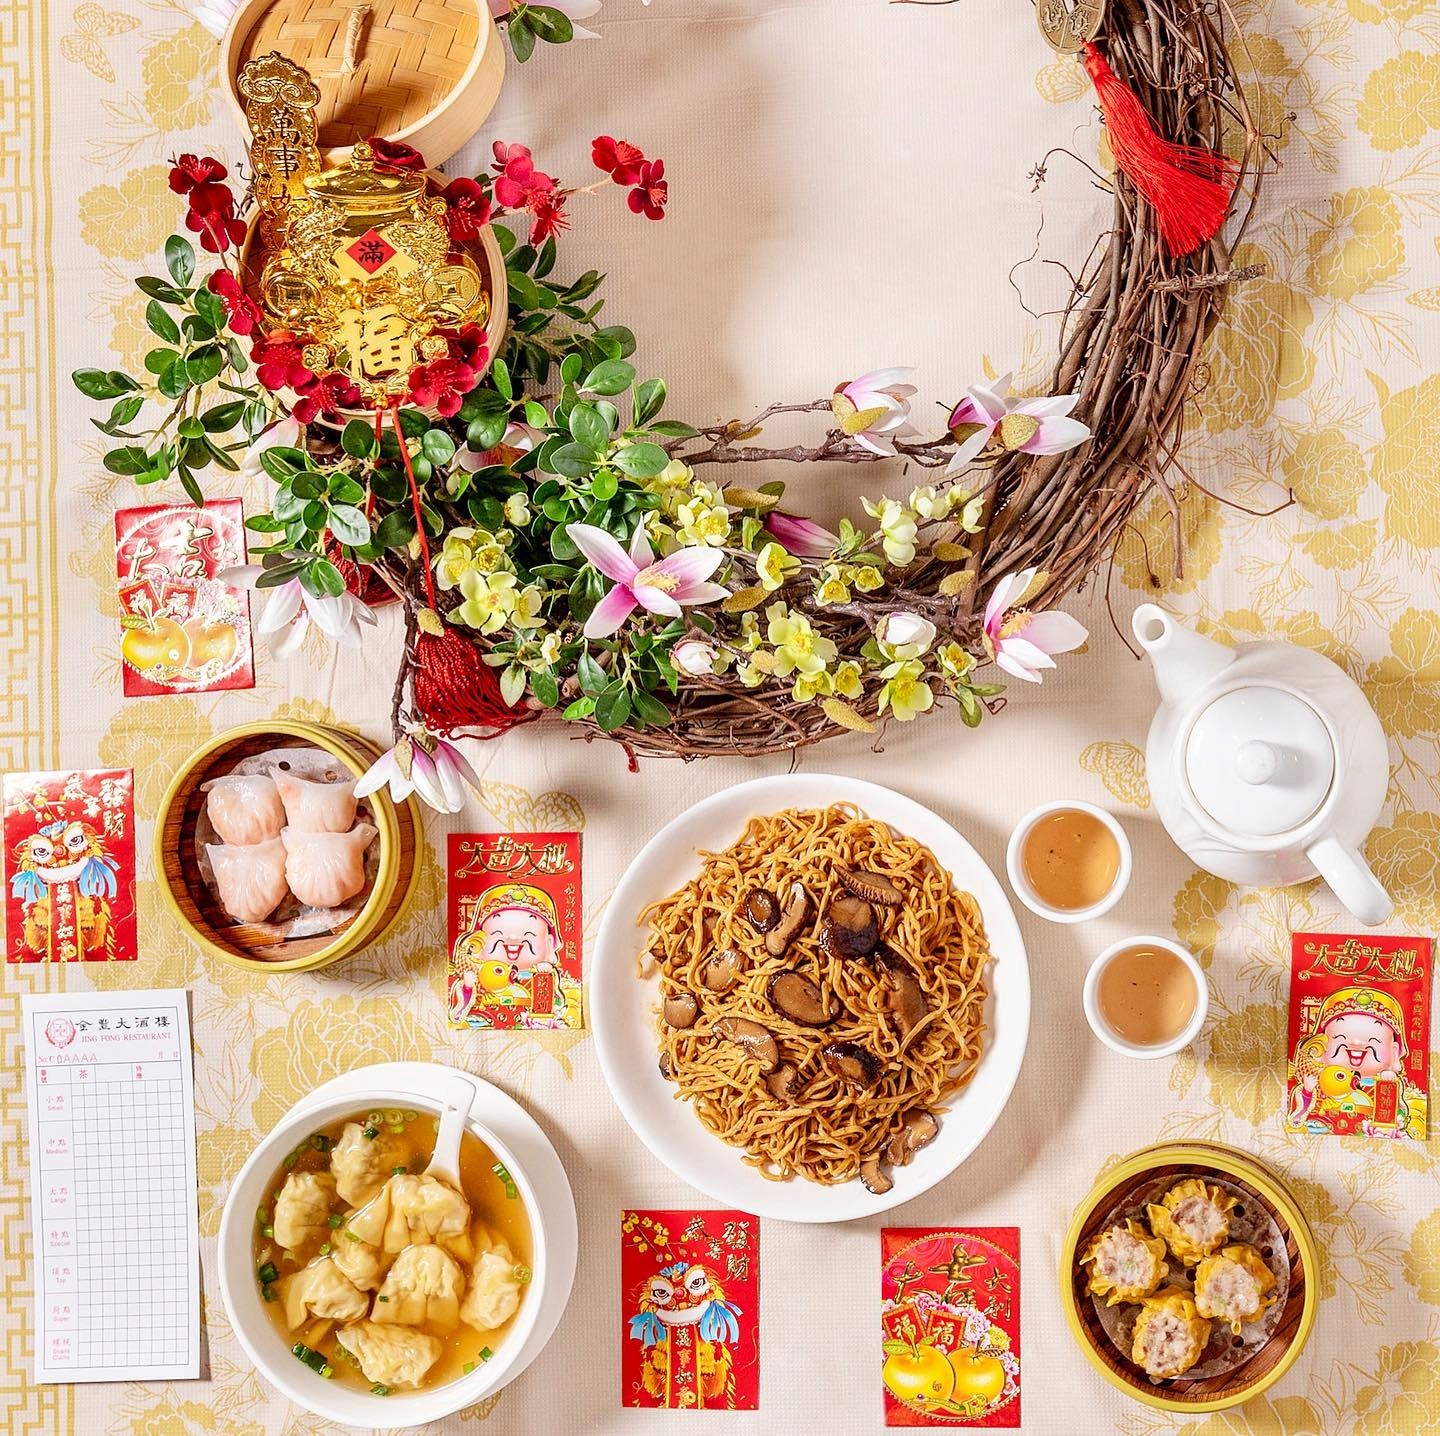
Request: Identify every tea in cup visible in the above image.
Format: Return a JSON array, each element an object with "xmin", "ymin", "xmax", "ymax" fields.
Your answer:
[
  {"xmin": 1083, "ymin": 935, "xmax": 1208, "ymax": 1058},
  {"xmin": 1005, "ymin": 801, "xmax": 1131, "ymax": 923}
]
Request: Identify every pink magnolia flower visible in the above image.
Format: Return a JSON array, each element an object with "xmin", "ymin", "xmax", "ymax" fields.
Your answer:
[
  {"xmin": 983, "ymin": 566, "xmax": 1087, "ymax": 684},
  {"xmin": 762, "ymin": 510, "xmax": 837, "ymax": 558},
  {"xmin": 946, "ymin": 373, "xmax": 1090, "ymax": 473},
  {"xmin": 567, "ymin": 522, "xmax": 728, "ymax": 639},
  {"xmin": 455, "ymin": 422, "xmax": 541, "ymax": 471},
  {"xmin": 221, "ymin": 566, "xmax": 377, "ymax": 659},
  {"xmin": 355, "ymin": 729, "xmax": 481, "ymax": 815},
  {"xmin": 673, "ymin": 638, "xmax": 719, "ymax": 675},
  {"xmin": 832, "ymin": 367, "xmax": 918, "ymax": 457}
]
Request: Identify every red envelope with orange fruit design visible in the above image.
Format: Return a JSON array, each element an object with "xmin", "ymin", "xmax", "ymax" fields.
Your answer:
[
  {"xmin": 114, "ymin": 500, "xmax": 253, "ymax": 696},
  {"xmin": 882, "ymin": 1227, "xmax": 1019, "ymax": 1427}
]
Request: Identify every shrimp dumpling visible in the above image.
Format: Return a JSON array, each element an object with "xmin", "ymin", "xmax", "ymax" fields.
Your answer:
[
  {"xmin": 273, "ymin": 1170, "xmax": 337, "ymax": 1251},
  {"xmin": 460, "ymin": 1237, "xmax": 524, "ymax": 1333},
  {"xmin": 330, "ymin": 1121, "xmax": 397, "ymax": 1207},
  {"xmin": 273, "ymin": 771, "xmax": 358, "ymax": 833},
  {"xmin": 281, "ymin": 823, "xmax": 376, "ymax": 909},
  {"xmin": 207, "ymin": 837, "xmax": 289, "ymax": 924},
  {"xmin": 1131, "ymin": 1289, "xmax": 1211, "ymax": 1379},
  {"xmin": 280, "ymin": 1255, "xmax": 369, "ymax": 1331},
  {"xmin": 205, "ymin": 774, "xmax": 285, "ymax": 845},
  {"xmin": 331, "ymin": 1230, "xmax": 390, "ymax": 1291},
  {"xmin": 339, "ymin": 1321, "xmax": 442, "ymax": 1390},
  {"xmin": 373, "ymin": 1243, "xmax": 465, "ymax": 1329}
]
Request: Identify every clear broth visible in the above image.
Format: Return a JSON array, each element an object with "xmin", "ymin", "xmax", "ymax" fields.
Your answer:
[
  {"xmin": 254, "ymin": 1109, "xmax": 532, "ymax": 1394},
  {"xmin": 1021, "ymin": 809, "xmax": 1121, "ymax": 910},
  {"xmin": 1097, "ymin": 944, "xmax": 1198, "ymax": 1047}
]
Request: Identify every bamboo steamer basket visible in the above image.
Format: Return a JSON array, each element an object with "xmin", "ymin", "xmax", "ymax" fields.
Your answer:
[
  {"xmin": 219, "ymin": 0, "xmax": 504, "ymax": 166},
  {"xmin": 1060, "ymin": 1142, "xmax": 1319, "ymax": 1414},
  {"xmin": 155, "ymin": 720, "xmax": 419, "ymax": 973}
]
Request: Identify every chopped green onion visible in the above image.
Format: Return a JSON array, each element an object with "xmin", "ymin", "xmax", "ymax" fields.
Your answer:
[
  {"xmin": 310, "ymin": 1133, "xmax": 332, "ymax": 1152},
  {"xmin": 292, "ymin": 1343, "xmax": 333, "ymax": 1378},
  {"xmin": 480, "ymin": 1346, "xmax": 494, "ymax": 1362},
  {"xmin": 370, "ymin": 1384, "xmax": 391, "ymax": 1396},
  {"xmin": 377, "ymin": 1294, "xmax": 389, "ymax": 1303},
  {"xmin": 257, "ymin": 1262, "xmax": 279, "ymax": 1286},
  {"xmin": 261, "ymin": 1225, "xmax": 275, "ymax": 1239},
  {"xmin": 363, "ymin": 1125, "xmax": 379, "ymax": 1140},
  {"xmin": 403, "ymin": 1109, "xmax": 418, "ymax": 1122},
  {"xmin": 391, "ymin": 1165, "xmax": 407, "ymax": 1175},
  {"xmin": 256, "ymin": 1207, "xmax": 268, "ymax": 1226},
  {"xmin": 327, "ymin": 1214, "xmax": 342, "ymax": 1229},
  {"xmin": 513, "ymin": 1264, "xmax": 532, "ymax": 1286},
  {"xmin": 462, "ymin": 1361, "xmax": 477, "ymax": 1375},
  {"xmin": 365, "ymin": 1110, "xmax": 383, "ymax": 1126},
  {"xmin": 345, "ymin": 1231, "xmax": 360, "ymax": 1243},
  {"xmin": 318, "ymin": 1242, "xmax": 331, "ymax": 1256},
  {"xmin": 261, "ymin": 1284, "xmax": 277, "ymax": 1303},
  {"xmin": 383, "ymin": 1109, "xmax": 403, "ymax": 1125}
]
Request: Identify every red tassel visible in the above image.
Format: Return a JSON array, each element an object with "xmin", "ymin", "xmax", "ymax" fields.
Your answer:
[
  {"xmin": 1083, "ymin": 42, "xmax": 1238, "ymax": 258},
  {"xmin": 411, "ymin": 627, "xmax": 537, "ymax": 738}
]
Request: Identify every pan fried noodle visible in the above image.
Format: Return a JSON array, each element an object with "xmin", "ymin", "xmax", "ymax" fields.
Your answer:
[{"xmin": 638, "ymin": 806, "xmax": 991, "ymax": 1189}]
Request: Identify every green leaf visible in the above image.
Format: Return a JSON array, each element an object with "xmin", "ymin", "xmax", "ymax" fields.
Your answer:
[
  {"xmin": 582, "ymin": 358, "xmax": 635, "ymax": 396},
  {"xmin": 568, "ymin": 403, "xmax": 608, "ymax": 451},
  {"xmin": 561, "ymin": 696, "xmax": 596, "ymax": 721},
  {"xmin": 181, "ymin": 313, "xmax": 216, "ymax": 343},
  {"xmin": 144, "ymin": 347, "xmax": 179, "ymax": 375},
  {"xmin": 203, "ymin": 436, "xmax": 239, "ymax": 471},
  {"xmin": 530, "ymin": 668, "xmax": 560, "ymax": 707},
  {"xmin": 201, "ymin": 400, "xmax": 246, "ymax": 432},
  {"xmin": 591, "ymin": 470, "xmax": 618, "ymax": 501},
  {"xmin": 177, "ymin": 416, "xmax": 204, "ymax": 440},
  {"xmin": 509, "ymin": 244, "xmax": 538, "ymax": 274},
  {"xmin": 103, "ymin": 445, "xmax": 151, "ymax": 476},
  {"xmin": 194, "ymin": 289, "xmax": 227, "ymax": 333},
  {"xmin": 596, "ymin": 325, "xmax": 637, "ymax": 358},
  {"xmin": 633, "ymin": 377, "xmax": 666, "ymax": 426},
  {"xmin": 525, "ymin": 5, "xmax": 573, "ymax": 42},
  {"xmin": 534, "ymin": 236, "xmax": 557, "ymax": 279},
  {"xmin": 185, "ymin": 346, "xmax": 224, "ymax": 385},
  {"xmin": 374, "ymin": 510, "xmax": 416, "ymax": 548},
  {"xmin": 165, "ymin": 235, "xmax": 196, "ymax": 287},
  {"xmin": 550, "ymin": 525, "xmax": 580, "ymax": 563},
  {"xmin": 649, "ymin": 420, "xmax": 700, "ymax": 439},
  {"xmin": 559, "ymin": 352, "xmax": 583, "ymax": 385},
  {"xmin": 492, "ymin": 223, "xmax": 517, "ymax": 256},
  {"xmin": 291, "ymin": 471, "xmax": 325, "ymax": 501},
  {"xmin": 491, "ymin": 357, "xmax": 513, "ymax": 401},
  {"xmin": 549, "ymin": 442, "xmax": 596, "ymax": 479},
  {"xmin": 506, "ymin": 10, "xmax": 536, "ymax": 60},
  {"xmin": 308, "ymin": 558, "xmax": 348, "ymax": 598},
  {"xmin": 397, "ymin": 407, "xmax": 429, "ymax": 438},
  {"xmin": 577, "ymin": 651, "xmax": 606, "ymax": 695},
  {"xmin": 135, "ymin": 276, "xmax": 186, "ymax": 304},
  {"xmin": 260, "ymin": 445, "xmax": 307, "ymax": 481},
  {"xmin": 157, "ymin": 362, "xmax": 191, "ymax": 400},
  {"xmin": 507, "ymin": 270, "xmax": 540, "ymax": 309},
  {"xmin": 523, "ymin": 399, "xmax": 550, "ymax": 429},
  {"xmin": 145, "ymin": 299, "xmax": 182, "ymax": 345},
  {"xmin": 421, "ymin": 429, "xmax": 456, "ymax": 465},
  {"xmin": 341, "ymin": 418, "xmax": 378, "ymax": 458},
  {"xmin": 467, "ymin": 412, "xmax": 508, "ymax": 451},
  {"xmin": 631, "ymin": 690, "xmax": 671, "ymax": 727},
  {"xmin": 612, "ymin": 442, "xmax": 668, "ymax": 478},
  {"xmin": 328, "ymin": 503, "xmax": 371, "ymax": 546},
  {"xmin": 329, "ymin": 474, "xmax": 366, "ymax": 505},
  {"xmin": 595, "ymin": 682, "xmax": 632, "ymax": 732},
  {"xmin": 245, "ymin": 513, "xmax": 286, "ymax": 533},
  {"xmin": 73, "ymin": 368, "xmax": 139, "ymax": 400}
]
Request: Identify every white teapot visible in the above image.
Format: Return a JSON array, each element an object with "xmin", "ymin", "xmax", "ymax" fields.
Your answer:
[{"xmin": 1132, "ymin": 604, "xmax": 1393, "ymax": 926}]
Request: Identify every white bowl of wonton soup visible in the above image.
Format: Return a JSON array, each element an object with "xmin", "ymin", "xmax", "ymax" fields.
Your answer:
[{"xmin": 218, "ymin": 1085, "xmax": 546, "ymax": 1428}]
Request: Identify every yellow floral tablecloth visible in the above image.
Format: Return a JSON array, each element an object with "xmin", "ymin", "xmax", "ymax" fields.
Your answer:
[{"xmin": 5, "ymin": 0, "xmax": 1438, "ymax": 1431}]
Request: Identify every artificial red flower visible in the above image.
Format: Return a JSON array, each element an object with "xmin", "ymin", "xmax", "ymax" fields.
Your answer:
[
  {"xmin": 441, "ymin": 176, "xmax": 493, "ymax": 243},
  {"xmin": 206, "ymin": 270, "xmax": 263, "ymax": 336},
  {"xmin": 447, "ymin": 322, "xmax": 490, "ymax": 369},
  {"xmin": 591, "ymin": 135, "xmax": 645, "ymax": 186},
  {"xmin": 168, "ymin": 153, "xmax": 227, "ymax": 194},
  {"xmin": 251, "ymin": 331, "xmax": 318, "ymax": 395},
  {"xmin": 527, "ymin": 190, "xmax": 570, "ymax": 245},
  {"xmin": 291, "ymin": 371, "xmax": 364, "ymax": 423},
  {"xmin": 627, "ymin": 159, "xmax": 668, "ymax": 221},
  {"xmin": 407, "ymin": 355, "xmax": 477, "ymax": 417},
  {"xmin": 491, "ymin": 141, "xmax": 556, "ymax": 209},
  {"xmin": 367, "ymin": 136, "xmax": 428, "ymax": 171},
  {"xmin": 184, "ymin": 180, "xmax": 246, "ymax": 253}
]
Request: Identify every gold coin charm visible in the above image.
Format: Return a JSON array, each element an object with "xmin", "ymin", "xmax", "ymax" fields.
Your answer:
[{"xmin": 1036, "ymin": 0, "xmax": 1105, "ymax": 54}]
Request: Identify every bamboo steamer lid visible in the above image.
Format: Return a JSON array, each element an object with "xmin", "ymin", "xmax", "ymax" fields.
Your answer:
[{"xmin": 220, "ymin": 0, "xmax": 504, "ymax": 166}]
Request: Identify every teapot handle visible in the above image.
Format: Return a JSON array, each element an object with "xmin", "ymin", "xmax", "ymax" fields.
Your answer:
[{"xmin": 1306, "ymin": 836, "xmax": 1393, "ymax": 927}]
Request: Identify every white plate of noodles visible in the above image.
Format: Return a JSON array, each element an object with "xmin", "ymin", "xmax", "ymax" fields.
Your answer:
[{"xmin": 592, "ymin": 773, "xmax": 1030, "ymax": 1222}]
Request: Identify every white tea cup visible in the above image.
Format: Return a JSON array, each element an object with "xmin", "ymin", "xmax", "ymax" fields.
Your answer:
[{"xmin": 1005, "ymin": 800, "xmax": 1132, "ymax": 924}]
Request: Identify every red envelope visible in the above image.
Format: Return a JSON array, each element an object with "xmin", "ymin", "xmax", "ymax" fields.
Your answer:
[
  {"xmin": 882, "ymin": 1228, "xmax": 1019, "ymax": 1427},
  {"xmin": 621, "ymin": 1209, "xmax": 759, "ymax": 1410},
  {"xmin": 3, "ymin": 770, "xmax": 137, "ymax": 962}
]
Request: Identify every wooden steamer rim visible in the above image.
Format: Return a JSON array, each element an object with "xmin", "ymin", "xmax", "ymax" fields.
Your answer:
[
  {"xmin": 219, "ymin": 0, "xmax": 504, "ymax": 165},
  {"xmin": 1059, "ymin": 1142, "xmax": 1319, "ymax": 1414}
]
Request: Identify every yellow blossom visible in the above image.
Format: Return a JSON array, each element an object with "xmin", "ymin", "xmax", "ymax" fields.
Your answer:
[
  {"xmin": 675, "ymin": 482, "xmax": 731, "ymax": 547},
  {"xmin": 853, "ymin": 563, "xmax": 885, "ymax": 593},
  {"xmin": 815, "ymin": 564, "xmax": 852, "ymax": 605},
  {"xmin": 453, "ymin": 570, "xmax": 523, "ymax": 634},
  {"xmin": 877, "ymin": 658, "xmax": 934, "ymax": 721},
  {"xmin": 511, "ymin": 585, "xmax": 546, "ymax": 630},
  {"xmin": 862, "ymin": 497, "xmax": 918, "ymax": 565},
  {"xmin": 792, "ymin": 670, "xmax": 834, "ymax": 703},
  {"xmin": 908, "ymin": 484, "xmax": 952, "ymax": 520},
  {"xmin": 937, "ymin": 641, "xmax": 976, "ymax": 684},
  {"xmin": 755, "ymin": 542, "xmax": 801, "ymax": 592},
  {"xmin": 503, "ymin": 493, "xmax": 531, "ymax": 527},
  {"xmin": 766, "ymin": 602, "xmax": 836, "ymax": 677},
  {"xmin": 436, "ymin": 527, "xmax": 509, "ymax": 590},
  {"xmin": 737, "ymin": 661, "xmax": 765, "ymax": 688},
  {"xmin": 538, "ymin": 631, "xmax": 563, "ymax": 666},
  {"xmin": 833, "ymin": 660, "xmax": 863, "ymax": 699}
]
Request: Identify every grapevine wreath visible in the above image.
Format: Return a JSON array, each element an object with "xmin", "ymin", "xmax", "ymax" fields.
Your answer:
[{"xmin": 76, "ymin": 0, "xmax": 1265, "ymax": 795}]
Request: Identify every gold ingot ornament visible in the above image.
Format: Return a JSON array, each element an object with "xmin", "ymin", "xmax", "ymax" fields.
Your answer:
[{"xmin": 240, "ymin": 52, "xmax": 489, "ymax": 407}]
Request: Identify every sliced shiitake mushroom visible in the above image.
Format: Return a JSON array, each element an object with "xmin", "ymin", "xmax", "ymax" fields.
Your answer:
[
  {"xmin": 743, "ymin": 889, "xmax": 780, "ymax": 933},
  {"xmin": 884, "ymin": 1110, "xmax": 940, "ymax": 1167},
  {"xmin": 764, "ymin": 882, "xmax": 810, "ymax": 957},
  {"xmin": 821, "ymin": 894, "xmax": 878, "ymax": 958},
  {"xmin": 701, "ymin": 948, "xmax": 744, "ymax": 994},
  {"xmin": 658, "ymin": 1052, "xmax": 674, "ymax": 1081},
  {"xmin": 713, "ymin": 1016, "xmax": 780, "ymax": 1073},
  {"xmin": 859, "ymin": 1155, "xmax": 894, "ymax": 1196},
  {"xmin": 821, "ymin": 1040, "xmax": 880, "ymax": 1088},
  {"xmin": 839, "ymin": 868, "xmax": 904, "ymax": 906},
  {"xmin": 765, "ymin": 1062, "xmax": 801, "ymax": 1103},
  {"xmin": 662, "ymin": 989, "xmax": 699, "ymax": 1029},
  {"xmin": 765, "ymin": 970, "xmax": 833, "ymax": 1027}
]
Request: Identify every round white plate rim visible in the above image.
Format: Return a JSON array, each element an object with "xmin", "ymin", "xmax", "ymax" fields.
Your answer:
[
  {"xmin": 591, "ymin": 772, "xmax": 1031, "ymax": 1223},
  {"xmin": 285, "ymin": 1061, "xmax": 578, "ymax": 1404}
]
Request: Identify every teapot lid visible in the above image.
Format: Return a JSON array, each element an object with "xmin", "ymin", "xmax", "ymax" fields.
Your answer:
[{"xmin": 1184, "ymin": 685, "xmax": 1335, "ymax": 837}]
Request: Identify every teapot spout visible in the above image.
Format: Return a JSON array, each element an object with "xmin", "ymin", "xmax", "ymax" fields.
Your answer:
[{"xmin": 1132, "ymin": 604, "xmax": 1236, "ymax": 707}]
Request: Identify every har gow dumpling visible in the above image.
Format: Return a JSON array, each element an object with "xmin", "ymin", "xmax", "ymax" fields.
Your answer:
[
  {"xmin": 205, "ymin": 774, "xmax": 285, "ymax": 846},
  {"xmin": 273, "ymin": 771, "xmax": 358, "ymax": 833},
  {"xmin": 372, "ymin": 1243, "xmax": 465, "ymax": 1330},
  {"xmin": 338, "ymin": 1321, "xmax": 441, "ymax": 1390},
  {"xmin": 207, "ymin": 837, "xmax": 289, "ymax": 924},
  {"xmin": 281, "ymin": 823, "xmax": 376, "ymax": 909}
]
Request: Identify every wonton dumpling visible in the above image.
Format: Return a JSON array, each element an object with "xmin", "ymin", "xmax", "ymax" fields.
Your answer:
[
  {"xmin": 273, "ymin": 771, "xmax": 359, "ymax": 833},
  {"xmin": 339, "ymin": 1321, "xmax": 442, "ymax": 1390},
  {"xmin": 1146, "ymin": 1178, "xmax": 1238, "ymax": 1265},
  {"xmin": 281, "ymin": 823, "xmax": 376, "ymax": 909},
  {"xmin": 1079, "ymin": 1219, "xmax": 1169, "ymax": 1306},
  {"xmin": 346, "ymin": 1173, "xmax": 471, "ymax": 1254},
  {"xmin": 331, "ymin": 1121, "xmax": 397, "ymax": 1207},
  {"xmin": 205, "ymin": 774, "xmax": 285, "ymax": 846},
  {"xmin": 1193, "ymin": 1244, "xmax": 1278, "ymax": 1334},
  {"xmin": 1131, "ymin": 1289, "xmax": 1211, "ymax": 1378},
  {"xmin": 207, "ymin": 837, "xmax": 288, "ymax": 924},
  {"xmin": 273, "ymin": 1170, "xmax": 337, "ymax": 1251},
  {"xmin": 460, "ymin": 1234, "xmax": 523, "ymax": 1333},
  {"xmin": 279, "ymin": 1254, "xmax": 369, "ymax": 1331},
  {"xmin": 373, "ymin": 1243, "xmax": 464, "ymax": 1330},
  {"xmin": 331, "ymin": 1230, "xmax": 390, "ymax": 1291}
]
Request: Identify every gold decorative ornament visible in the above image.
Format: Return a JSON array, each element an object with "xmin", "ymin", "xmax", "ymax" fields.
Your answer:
[
  {"xmin": 239, "ymin": 51, "xmax": 489, "ymax": 407},
  {"xmin": 1036, "ymin": 0, "xmax": 1105, "ymax": 53}
]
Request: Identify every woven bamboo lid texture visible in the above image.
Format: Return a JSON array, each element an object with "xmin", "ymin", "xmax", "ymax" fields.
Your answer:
[{"xmin": 220, "ymin": 0, "xmax": 504, "ymax": 165}]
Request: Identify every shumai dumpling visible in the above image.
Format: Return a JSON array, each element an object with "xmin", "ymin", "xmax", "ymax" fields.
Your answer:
[
  {"xmin": 273, "ymin": 1170, "xmax": 337, "ymax": 1251},
  {"xmin": 331, "ymin": 1230, "xmax": 390, "ymax": 1291},
  {"xmin": 1193, "ymin": 1244, "xmax": 1278, "ymax": 1334},
  {"xmin": 207, "ymin": 837, "xmax": 288, "ymax": 924},
  {"xmin": 205, "ymin": 773, "xmax": 285, "ymax": 846},
  {"xmin": 373, "ymin": 1243, "xmax": 465, "ymax": 1330},
  {"xmin": 339, "ymin": 1321, "xmax": 442, "ymax": 1390},
  {"xmin": 1131, "ymin": 1289, "xmax": 1212, "ymax": 1379},
  {"xmin": 1146, "ymin": 1178, "xmax": 1238, "ymax": 1265},
  {"xmin": 274, "ymin": 771, "xmax": 358, "ymax": 833},
  {"xmin": 281, "ymin": 823, "xmax": 376, "ymax": 909},
  {"xmin": 280, "ymin": 1255, "xmax": 369, "ymax": 1331},
  {"xmin": 1079, "ymin": 1219, "xmax": 1169, "ymax": 1306},
  {"xmin": 460, "ymin": 1232, "xmax": 523, "ymax": 1333},
  {"xmin": 347, "ymin": 1173, "xmax": 471, "ymax": 1254},
  {"xmin": 330, "ymin": 1121, "xmax": 397, "ymax": 1207}
]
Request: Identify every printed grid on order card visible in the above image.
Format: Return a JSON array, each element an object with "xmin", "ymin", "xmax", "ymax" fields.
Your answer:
[{"xmin": 23, "ymin": 989, "xmax": 201, "ymax": 1383}]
